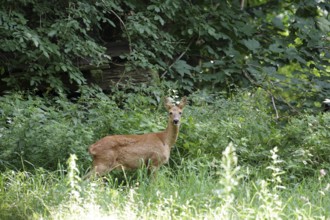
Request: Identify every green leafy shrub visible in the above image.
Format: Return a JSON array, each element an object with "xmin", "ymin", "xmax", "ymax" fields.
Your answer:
[
  {"xmin": 1, "ymin": 140, "xmax": 330, "ymax": 219},
  {"xmin": 176, "ymin": 89, "xmax": 280, "ymax": 166},
  {"xmin": 0, "ymin": 92, "xmax": 118, "ymax": 170},
  {"xmin": 0, "ymin": 88, "xmax": 167, "ymax": 171},
  {"xmin": 281, "ymin": 113, "xmax": 330, "ymax": 177},
  {"xmin": 1, "ymin": 1, "xmax": 329, "ymax": 113},
  {"xmin": 0, "ymin": 1, "xmax": 112, "ymax": 92},
  {"xmin": 1, "ymin": 88, "xmax": 329, "ymax": 180},
  {"xmin": 175, "ymin": 89, "xmax": 329, "ymax": 179}
]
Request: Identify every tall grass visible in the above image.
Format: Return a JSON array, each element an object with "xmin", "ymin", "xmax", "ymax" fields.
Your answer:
[
  {"xmin": 1, "ymin": 144, "xmax": 329, "ymax": 219},
  {"xmin": 1, "ymin": 91, "xmax": 329, "ymax": 178},
  {"xmin": 1, "ymin": 90, "xmax": 330, "ymax": 219}
]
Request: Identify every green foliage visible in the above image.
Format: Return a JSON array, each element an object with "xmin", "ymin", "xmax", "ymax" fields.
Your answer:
[
  {"xmin": 0, "ymin": 92, "xmax": 117, "ymax": 170},
  {"xmin": 1, "ymin": 89, "xmax": 329, "ymax": 180},
  {"xmin": 1, "ymin": 0, "xmax": 329, "ymax": 112},
  {"xmin": 282, "ymin": 113, "xmax": 330, "ymax": 177},
  {"xmin": 119, "ymin": 0, "xmax": 330, "ymax": 111},
  {"xmin": 0, "ymin": 0, "xmax": 111, "ymax": 92},
  {"xmin": 176, "ymin": 89, "xmax": 329, "ymax": 179},
  {"xmin": 1, "ymin": 145, "xmax": 330, "ymax": 219},
  {"xmin": 177, "ymin": 89, "xmax": 280, "ymax": 166}
]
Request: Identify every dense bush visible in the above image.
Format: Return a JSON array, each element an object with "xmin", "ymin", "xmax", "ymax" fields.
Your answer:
[
  {"xmin": 0, "ymin": 87, "xmax": 168, "ymax": 171},
  {"xmin": 1, "ymin": 0, "xmax": 329, "ymax": 112},
  {"xmin": 0, "ymin": 92, "xmax": 113, "ymax": 170},
  {"xmin": 179, "ymin": 90, "xmax": 330, "ymax": 178},
  {"xmin": 282, "ymin": 113, "xmax": 330, "ymax": 177},
  {"xmin": 1, "ymin": 145, "xmax": 330, "ymax": 219},
  {"xmin": 0, "ymin": 0, "xmax": 111, "ymax": 92},
  {"xmin": 178, "ymin": 90, "xmax": 279, "ymax": 162},
  {"xmin": 1, "ymin": 89, "xmax": 329, "ymax": 179}
]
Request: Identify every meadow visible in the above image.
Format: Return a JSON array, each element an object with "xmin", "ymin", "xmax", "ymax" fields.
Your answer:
[{"xmin": 0, "ymin": 89, "xmax": 329, "ymax": 219}]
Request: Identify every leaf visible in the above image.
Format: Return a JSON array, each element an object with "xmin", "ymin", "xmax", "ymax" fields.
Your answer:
[
  {"xmin": 173, "ymin": 60, "xmax": 192, "ymax": 77},
  {"xmin": 272, "ymin": 17, "xmax": 285, "ymax": 30},
  {"xmin": 55, "ymin": 65, "xmax": 61, "ymax": 72},
  {"xmin": 147, "ymin": 5, "xmax": 160, "ymax": 12},
  {"xmin": 61, "ymin": 64, "xmax": 68, "ymax": 72},
  {"xmin": 207, "ymin": 27, "xmax": 222, "ymax": 40},
  {"xmin": 225, "ymin": 46, "xmax": 241, "ymax": 58},
  {"xmin": 31, "ymin": 36, "xmax": 39, "ymax": 47},
  {"xmin": 285, "ymin": 47, "xmax": 307, "ymax": 64},
  {"xmin": 40, "ymin": 46, "xmax": 50, "ymax": 58},
  {"xmin": 242, "ymin": 39, "xmax": 260, "ymax": 52},
  {"xmin": 48, "ymin": 30, "xmax": 57, "ymax": 37},
  {"xmin": 240, "ymin": 24, "xmax": 256, "ymax": 36},
  {"xmin": 246, "ymin": 66, "xmax": 260, "ymax": 76},
  {"xmin": 154, "ymin": 15, "xmax": 165, "ymax": 26},
  {"xmin": 262, "ymin": 66, "xmax": 277, "ymax": 75},
  {"xmin": 269, "ymin": 43, "xmax": 284, "ymax": 53},
  {"xmin": 317, "ymin": 17, "xmax": 330, "ymax": 32}
]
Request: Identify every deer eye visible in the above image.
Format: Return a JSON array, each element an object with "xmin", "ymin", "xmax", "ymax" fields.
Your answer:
[
  {"xmin": 169, "ymin": 112, "xmax": 173, "ymax": 115},
  {"xmin": 179, "ymin": 112, "xmax": 182, "ymax": 115}
]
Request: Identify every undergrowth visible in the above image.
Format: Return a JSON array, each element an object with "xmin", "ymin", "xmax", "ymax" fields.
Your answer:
[
  {"xmin": 0, "ymin": 89, "xmax": 330, "ymax": 219},
  {"xmin": 0, "ymin": 145, "xmax": 329, "ymax": 219},
  {"xmin": 1, "ymin": 89, "xmax": 329, "ymax": 179}
]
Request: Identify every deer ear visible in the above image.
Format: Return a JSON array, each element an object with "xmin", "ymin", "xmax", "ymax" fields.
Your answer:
[
  {"xmin": 164, "ymin": 97, "xmax": 174, "ymax": 110},
  {"xmin": 178, "ymin": 96, "xmax": 187, "ymax": 109}
]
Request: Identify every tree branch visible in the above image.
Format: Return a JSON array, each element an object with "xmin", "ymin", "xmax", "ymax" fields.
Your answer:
[
  {"xmin": 106, "ymin": 8, "xmax": 132, "ymax": 54},
  {"xmin": 161, "ymin": 39, "xmax": 194, "ymax": 78},
  {"xmin": 243, "ymin": 70, "xmax": 279, "ymax": 119}
]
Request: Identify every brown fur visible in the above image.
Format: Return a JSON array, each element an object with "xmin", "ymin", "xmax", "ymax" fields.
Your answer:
[{"xmin": 84, "ymin": 96, "xmax": 187, "ymax": 178}]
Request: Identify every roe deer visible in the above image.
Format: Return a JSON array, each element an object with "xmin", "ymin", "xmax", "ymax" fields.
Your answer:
[{"xmin": 84, "ymin": 96, "xmax": 187, "ymax": 178}]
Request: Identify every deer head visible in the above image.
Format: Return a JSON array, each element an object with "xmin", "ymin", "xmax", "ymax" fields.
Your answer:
[{"xmin": 165, "ymin": 96, "xmax": 187, "ymax": 126}]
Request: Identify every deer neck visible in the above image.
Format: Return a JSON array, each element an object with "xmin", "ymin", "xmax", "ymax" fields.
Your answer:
[{"xmin": 164, "ymin": 118, "xmax": 180, "ymax": 148}]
